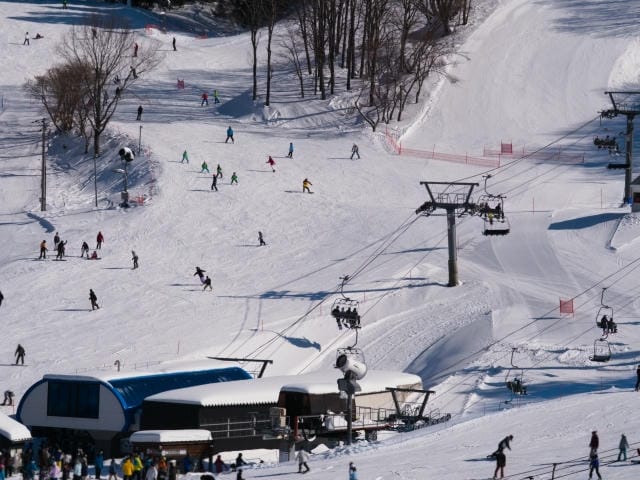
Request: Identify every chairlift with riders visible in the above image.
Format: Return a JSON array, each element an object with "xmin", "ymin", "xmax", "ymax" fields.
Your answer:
[
  {"xmin": 505, "ymin": 347, "xmax": 527, "ymax": 395},
  {"xmin": 595, "ymin": 287, "xmax": 616, "ymax": 335},
  {"xmin": 330, "ymin": 275, "xmax": 361, "ymax": 330},
  {"xmin": 476, "ymin": 175, "xmax": 510, "ymax": 236}
]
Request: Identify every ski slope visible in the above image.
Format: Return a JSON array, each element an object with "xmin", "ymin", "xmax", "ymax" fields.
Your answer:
[{"xmin": 2, "ymin": 0, "xmax": 640, "ymax": 478}]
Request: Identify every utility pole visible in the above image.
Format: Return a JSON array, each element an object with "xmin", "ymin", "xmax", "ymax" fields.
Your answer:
[
  {"xmin": 138, "ymin": 125, "xmax": 143, "ymax": 156},
  {"xmin": 602, "ymin": 91, "xmax": 640, "ymax": 203},
  {"xmin": 37, "ymin": 118, "xmax": 46, "ymax": 211}
]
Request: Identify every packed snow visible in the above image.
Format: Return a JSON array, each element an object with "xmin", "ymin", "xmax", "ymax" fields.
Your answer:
[{"xmin": 2, "ymin": 0, "xmax": 640, "ymax": 479}]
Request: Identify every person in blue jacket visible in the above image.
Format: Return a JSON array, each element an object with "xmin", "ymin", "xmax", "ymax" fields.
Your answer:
[
  {"xmin": 95, "ymin": 451, "xmax": 104, "ymax": 479},
  {"xmin": 225, "ymin": 126, "xmax": 234, "ymax": 144},
  {"xmin": 287, "ymin": 142, "xmax": 294, "ymax": 158},
  {"xmin": 589, "ymin": 452, "xmax": 602, "ymax": 480}
]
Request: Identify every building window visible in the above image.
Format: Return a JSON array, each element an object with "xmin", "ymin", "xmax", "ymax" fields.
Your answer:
[{"xmin": 47, "ymin": 381, "xmax": 100, "ymax": 419}]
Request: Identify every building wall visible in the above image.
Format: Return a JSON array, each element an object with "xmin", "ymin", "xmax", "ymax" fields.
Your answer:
[{"xmin": 20, "ymin": 381, "xmax": 126, "ymax": 431}]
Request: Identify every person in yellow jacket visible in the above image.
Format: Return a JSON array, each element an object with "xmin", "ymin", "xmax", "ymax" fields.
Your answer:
[
  {"xmin": 122, "ymin": 457, "xmax": 134, "ymax": 480},
  {"xmin": 302, "ymin": 178, "xmax": 313, "ymax": 194},
  {"xmin": 132, "ymin": 454, "xmax": 143, "ymax": 480}
]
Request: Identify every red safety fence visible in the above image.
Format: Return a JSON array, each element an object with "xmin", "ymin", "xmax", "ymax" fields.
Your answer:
[
  {"xmin": 484, "ymin": 145, "xmax": 584, "ymax": 164},
  {"xmin": 559, "ymin": 298, "xmax": 574, "ymax": 314},
  {"xmin": 400, "ymin": 147, "xmax": 501, "ymax": 167}
]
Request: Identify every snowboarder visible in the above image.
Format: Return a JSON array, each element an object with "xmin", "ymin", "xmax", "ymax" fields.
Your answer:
[
  {"xmin": 213, "ymin": 90, "xmax": 220, "ymax": 104},
  {"xmin": 39, "ymin": 240, "xmax": 48, "ymax": 259},
  {"xmin": 136, "ymin": 105, "xmax": 143, "ymax": 121},
  {"xmin": 56, "ymin": 240, "xmax": 67, "ymax": 260},
  {"xmin": 200, "ymin": 161, "xmax": 210, "ymax": 173},
  {"xmin": 348, "ymin": 463, "xmax": 358, "ymax": 480},
  {"xmin": 96, "ymin": 231, "xmax": 104, "ymax": 249},
  {"xmin": 266, "ymin": 156, "xmax": 275, "ymax": 172},
  {"xmin": 23, "ymin": 32, "xmax": 29, "ymax": 46},
  {"xmin": 258, "ymin": 231, "xmax": 266, "ymax": 246},
  {"xmin": 14, "ymin": 344, "xmax": 25, "ymax": 365},
  {"xmin": 181, "ymin": 150, "xmax": 189, "ymax": 164},
  {"xmin": 211, "ymin": 173, "xmax": 218, "ymax": 191},
  {"xmin": 589, "ymin": 431, "xmax": 599, "ymax": 453},
  {"xmin": 1, "ymin": 390, "xmax": 14, "ymax": 406},
  {"xmin": 225, "ymin": 126, "xmax": 234, "ymax": 144},
  {"xmin": 89, "ymin": 289, "xmax": 100, "ymax": 310},
  {"xmin": 201, "ymin": 92, "xmax": 209, "ymax": 106},
  {"xmin": 216, "ymin": 164, "xmax": 223, "ymax": 179},
  {"xmin": 193, "ymin": 267, "xmax": 206, "ymax": 282},
  {"xmin": 131, "ymin": 251, "xmax": 139, "ymax": 269},
  {"xmin": 302, "ymin": 178, "xmax": 313, "ymax": 194},
  {"xmin": 296, "ymin": 450, "xmax": 310, "ymax": 473},
  {"xmin": 635, "ymin": 364, "xmax": 640, "ymax": 391},
  {"xmin": 203, "ymin": 276, "xmax": 212, "ymax": 291},
  {"xmin": 350, "ymin": 143, "xmax": 360, "ymax": 159},
  {"xmin": 287, "ymin": 142, "xmax": 294, "ymax": 158},
  {"xmin": 618, "ymin": 433, "xmax": 629, "ymax": 461},
  {"xmin": 172, "ymin": 37, "xmax": 176, "ymax": 51},
  {"xmin": 491, "ymin": 435, "xmax": 513, "ymax": 457},
  {"xmin": 54, "ymin": 232, "xmax": 60, "ymax": 248},
  {"xmin": 133, "ymin": 43, "xmax": 138, "ymax": 57},
  {"xmin": 588, "ymin": 451, "xmax": 602, "ymax": 480},
  {"xmin": 230, "ymin": 172, "xmax": 238, "ymax": 185},
  {"xmin": 493, "ymin": 450, "xmax": 506, "ymax": 479},
  {"xmin": 81, "ymin": 241, "xmax": 90, "ymax": 258}
]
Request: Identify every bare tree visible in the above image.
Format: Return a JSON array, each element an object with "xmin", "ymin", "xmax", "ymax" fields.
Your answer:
[
  {"xmin": 265, "ymin": 0, "xmax": 277, "ymax": 106},
  {"xmin": 282, "ymin": 28, "xmax": 306, "ymax": 98},
  {"xmin": 459, "ymin": 0, "xmax": 472, "ymax": 25},
  {"xmin": 58, "ymin": 15, "xmax": 161, "ymax": 155},
  {"xmin": 417, "ymin": 0, "xmax": 460, "ymax": 36}
]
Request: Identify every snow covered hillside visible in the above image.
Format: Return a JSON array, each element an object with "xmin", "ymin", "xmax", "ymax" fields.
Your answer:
[{"xmin": 2, "ymin": 0, "xmax": 640, "ymax": 478}]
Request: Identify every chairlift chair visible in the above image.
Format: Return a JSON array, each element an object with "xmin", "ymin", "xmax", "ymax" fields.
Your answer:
[
  {"xmin": 330, "ymin": 298, "xmax": 361, "ymax": 330},
  {"xmin": 483, "ymin": 215, "xmax": 510, "ymax": 236},
  {"xmin": 504, "ymin": 348, "xmax": 527, "ymax": 395},
  {"xmin": 589, "ymin": 339, "xmax": 611, "ymax": 362},
  {"xmin": 477, "ymin": 176, "xmax": 510, "ymax": 236},
  {"xmin": 595, "ymin": 288, "xmax": 617, "ymax": 334}
]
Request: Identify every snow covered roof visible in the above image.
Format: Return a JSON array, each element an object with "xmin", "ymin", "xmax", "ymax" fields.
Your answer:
[
  {"xmin": 130, "ymin": 429, "xmax": 212, "ymax": 444},
  {"xmin": 0, "ymin": 413, "xmax": 32, "ymax": 442},
  {"xmin": 145, "ymin": 370, "xmax": 422, "ymax": 407},
  {"xmin": 43, "ymin": 359, "xmax": 240, "ymax": 383}
]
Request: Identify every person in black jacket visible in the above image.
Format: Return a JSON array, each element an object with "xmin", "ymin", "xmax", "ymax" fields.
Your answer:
[
  {"xmin": 89, "ymin": 289, "xmax": 100, "ymax": 310},
  {"xmin": 491, "ymin": 435, "xmax": 513, "ymax": 456},
  {"xmin": 589, "ymin": 431, "xmax": 599, "ymax": 453}
]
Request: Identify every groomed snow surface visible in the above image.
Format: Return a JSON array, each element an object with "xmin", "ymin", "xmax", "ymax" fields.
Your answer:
[{"xmin": 2, "ymin": 0, "xmax": 640, "ymax": 478}]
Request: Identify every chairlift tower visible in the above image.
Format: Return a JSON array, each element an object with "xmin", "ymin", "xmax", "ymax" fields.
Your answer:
[
  {"xmin": 416, "ymin": 181, "xmax": 479, "ymax": 287},
  {"xmin": 601, "ymin": 91, "xmax": 640, "ymax": 203}
]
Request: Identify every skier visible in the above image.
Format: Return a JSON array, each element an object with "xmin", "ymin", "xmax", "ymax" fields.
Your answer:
[
  {"xmin": 287, "ymin": 142, "xmax": 294, "ymax": 158},
  {"xmin": 350, "ymin": 143, "xmax": 360, "ymax": 159},
  {"xmin": 1, "ymin": 390, "xmax": 14, "ymax": 406},
  {"xmin": 296, "ymin": 450, "xmax": 310, "ymax": 474},
  {"xmin": 635, "ymin": 364, "xmax": 640, "ymax": 391},
  {"xmin": 136, "ymin": 105, "xmax": 143, "ymax": 121},
  {"xmin": 201, "ymin": 92, "xmax": 209, "ymax": 106},
  {"xmin": 225, "ymin": 126, "xmax": 234, "ymax": 144},
  {"xmin": 81, "ymin": 241, "xmax": 90, "ymax": 258},
  {"xmin": 133, "ymin": 42, "xmax": 138, "ymax": 57},
  {"xmin": 493, "ymin": 450, "xmax": 506, "ymax": 479},
  {"xmin": 216, "ymin": 164, "xmax": 223, "ymax": 179},
  {"xmin": 181, "ymin": 150, "xmax": 189, "ymax": 164},
  {"xmin": 193, "ymin": 267, "xmax": 206, "ymax": 283},
  {"xmin": 618, "ymin": 433, "xmax": 629, "ymax": 461},
  {"xmin": 211, "ymin": 173, "xmax": 218, "ymax": 191},
  {"xmin": 23, "ymin": 32, "xmax": 29, "ymax": 46},
  {"xmin": 492, "ymin": 435, "xmax": 513, "ymax": 457},
  {"xmin": 213, "ymin": 90, "xmax": 220, "ymax": 104},
  {"xmin": 235, "ymin": 454, "xmax": 247, "ymax": 468},
  {"xmin": 588, "ymin": 451, "xmax": 602, "ymax": 480},
  {"xmin": 348, "ymin": 463, "xmax": 358, "ymax": 480},
  {"xmin": 131, "ymin": 251, "xmax": 139, "ymax": 269},
  {"xmin": 202, "ymin": 276, "xmax": 212, "ymax": 292},
  {"xmin": 56, "ymin": 239, "xmax": 67, "ymax": 260},
  {"xmin": 230, "ymin": 172, "xmax": 238, "ymax": 185},
  {"xmin": 258, "ymin": 231, "xmax": 266, "ymax": 246},
  {"xmin": 302, "ymin": 178, "xmax": 313, "ymax": 194},
  {"xmin": 89, "ymin": 289, "xmax": 100, "ymax": 310},
  {"xmin": 14, "ymin": 344, "xmax": 25, "ymax": 365},
  {"xmin": 39, "ymin": 240, "xmax": 48, "ymax": 259},
  {"xmin": 96, "ymin": 231, "xmax": 104, "ymax": 249},
  {"xmin": 589, "ymin": 431, "xmax": 599, "ymax": 453},
  {"xmin": 90, "ymin": 250, "xmax": 99, "ymax": 260},
  {"xmin": 200, "ymin": 161, "xmax": 210, "ymax": 173},
  {"xmin": 54, "ymin": 232, "xmax": 60, "ymax": 248},
  {"xmin": 172, "ymin": 37, "xmax": 176, "ymax": 51},
  {"xmin": 266, "ymin": 156, "xmax": 275, "ymax": 172}
]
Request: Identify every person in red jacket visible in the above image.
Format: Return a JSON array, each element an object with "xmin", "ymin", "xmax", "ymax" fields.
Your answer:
[
  {"xmin": 213, "ymin": 456, "xmax": 226, "ymax": 474},
  {"xmin": 201, "ymin": 92, "xmax": 209, "ymax": 106},
  {"xmin": 96, "ymin": 231, "xmax": 104, "ymax": 249},
  {"xmin": 266, "ymin": 156, "xmax": 275, "ymax": 172}
]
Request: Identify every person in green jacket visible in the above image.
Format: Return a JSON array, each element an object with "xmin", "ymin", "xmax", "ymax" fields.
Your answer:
[
  {"xmin": 230, "ymin": 172, "xmax": 238, "ymax": 185},
  {"xmin": 216, "ymin": 164, "xmax": 223, "ymax": 179},
  {"xmin": 181, "ymin": 150, "xmax": 189, "ymax": 164},
  {"xmin": 200, "ymin": 161, "xmax": 209, "ymax": 173}
]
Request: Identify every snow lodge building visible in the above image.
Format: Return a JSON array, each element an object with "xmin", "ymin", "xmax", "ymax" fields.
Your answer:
[{"xmin": 17, "ymin": 361, "xmax": 251, "ymax": 455}]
